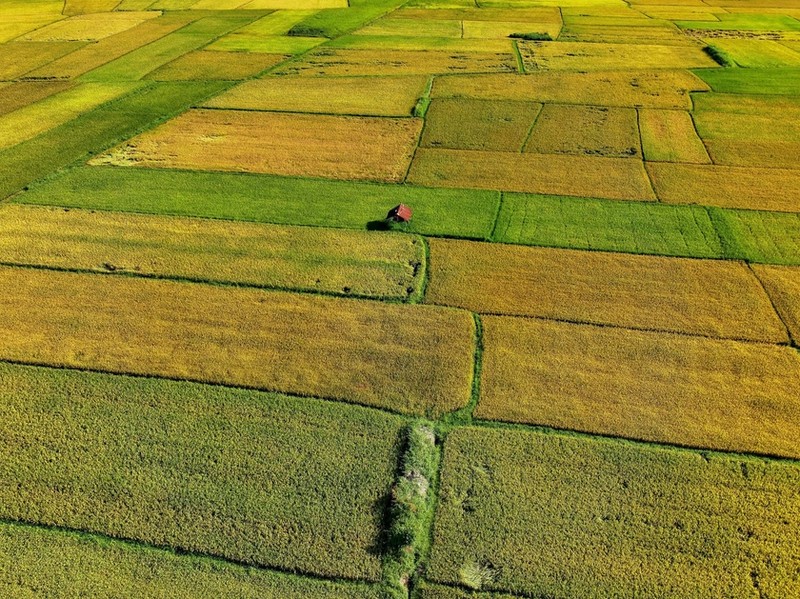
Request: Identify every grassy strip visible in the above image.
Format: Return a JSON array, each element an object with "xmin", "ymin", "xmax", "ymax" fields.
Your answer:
[
  {"xmin": 383, "ymin": 423, "xmax": 441, "ymax": 598},
  {"xmin": 440, "ymin": 314, "xmax": 483, "ymax": 428},
  {"xmin": 412, "ymin": 76, "xmax": 435, "ymax": 119},
  {"xmin": 0, "ymin": 204, "xmax": 425, "ymax": 301},
  {"xmin": 287, "ymin": 0, "xmax": 407, "ymax": 38},
  {"xmin": 0, "ymin": 522, "xmax": 382, "ymax": 599},
  {"xmin": 0, "ymin": 361, "xmax": 405, "ymax": 581},
  {"xmin": 0, "ymin": 82, "xmax": 227, "ymax": 201},
  {"xmin": 428, "ymin": 426, "xmax": 800, "ymax": 597},
  {"xmin": 17, "ymin": 166, "xmax": 500, "ymax": 240}
]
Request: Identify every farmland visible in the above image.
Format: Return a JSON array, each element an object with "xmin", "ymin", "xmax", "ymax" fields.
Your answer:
[{"xmin": 2, "ymin": 0, "xmax": 800, "ymax": 597}]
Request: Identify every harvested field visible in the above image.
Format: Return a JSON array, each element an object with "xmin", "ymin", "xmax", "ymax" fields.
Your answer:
[
  {"xmin": 710, "ymin": 208, "xmax": 800, "ymax": 265},
  {"xmin": 494, "ymin": 193, "xmax": 724, "ymax": 259},
  {"xmin": 429, "ymin": 426, "xmax": 800, "ymax": 595},
  {"xmin": 0, "ymin": 204, "xmax": 425, "ymax": 300},
  {"xmin": 0, "ymin": 41, "xmax": 85, "ymax": 80},
  {"xmin": 273, "ymin": 48, "xmax": 518, "ymax": 77},
  {"xmin": 147, "ymin": 50, "xmax": 286, "ymax": 81},
  {"xmin": 431, "ymin": 70, "xmax": 709, "ymax": 109},
  {"xmin": 93, "ymin": 109, "xmax": 423, "ymax": 183},
  {"xmin": 17, "ymin": 167, "xmax": 500, "ymax": 239},
  {"xmin": 0, "ymin": 266, "xmax": 475, "ymax": 415},
  {"xmin": 639, "ymin": 108, "xmax": 710, "ymax": 163},
  {"xmin": 0, "ymin": 361, "xmax": 404, "ymax": 580},
  {"xmin": 519, "ymin": 41, "xmax": 717, "ymax": 71},
  {"xmin": 751, "ymin": 265, "xmax": 800, "ymax": 342},
  {"xmin": 20, "ymin": 11, "xmax": 159, "ymax": 42},
  {"xmin": 407, "ymin": 148, "xmax": 657, "ymax": 201},
  {"xmin": 0, "ymin": 523, "xmax": 383, "ymax": 599},
  {"xmin": 648, "ymin": 163, "xmax": 800, "ymax": 212},
  {"xmin": 0, "ymin": 80, "xmax": 73, "ymax": 116},
  {"xmin": 421, "ymin": 98, "xmax": 542, "ymax": 152},
  {"xmin": 524, "ymin": 104, "xmax": 640, "ymax": 158},
  {"xmin": 426, "ymin": 238, "xmax": 786, "ymax": 342},
  {"xmin": 205, "ymin": 75, "xmax": 430, "ymax": 117}
]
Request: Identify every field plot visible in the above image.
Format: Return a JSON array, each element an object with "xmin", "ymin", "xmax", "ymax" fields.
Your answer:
[
  {"xmin": 273, "ymin": 48, "xmax": 518, "ymax": 76},
  {"xmin": 0, "ymin": 362, "xmax": 403, "ymax": 580},
  {"xmin": 418, "ymin": 584, "xmax": 519, "ymax": 599},
  {"xmin": 0, "ymin": 80, "xmax": 73, "ymax": 116},
  {"xmin": 206, "ymin": 75, "xmax": 429, "ymax": 117},
  {"xmin": 710, "ymin": 208, "xmax": 800, "ymax": 265},
  {"xmin": 639, "ymin": 108, "xmax": 710, "ymax": 163},
  {"xmin": 431, "ymin": 70, "xmax": 709, "ymax": 109},
  {"xmin": 355, "ymin": 17, "xmax": 463, "ymax": 37},
  {"xmin": 676, "ymin": 13, "xmax": 800, "ymax": 32},
  {"xmin": 0, "ymin": 266, "xmax": 475, "ymax": 415},
  {"xmin": 0, "ymin": 524, "xmax": 382, "ymax": 599},
  {"xmin": 426, "ymin": 238, "xmax": 786, "ymax": 342},
  {"xmin": 478, "ymin": 317, "xmax": 800, "ymax": 458},
  {"xmin": 706, "ymin": 39, "xmax": 800, "ymax": 68},
  {"xmin": 17, "ymin": 167, "xmax": 500, "ymax": 239},
  {"xmin": 429, "ymin": 426, "xmax": 800, "ymax": 596},
  {"xmin": 328, "ymin": 35, "xmax": 514, "ymax": 53},
  {"xmin": 392, "ymin": 7, "xmax": 561, "ymax": 22},
  {"xmin": 519, "ymin": 41, "xmax": 717, "ymax": 71},
  {"xmin": 558, "ymin": 24, "xmax": 692, "ymax": 45},
  {"xmin": 408, "ymin": 148, "xmax": 656, "ymax": 200},
  {"xmin": 752, "ymin": 265, "xmax": 800, "ymax": 342},
  {"xmin": 147, "ymin": 50, "xmax": 286, "ymax": 80},
  {"xmin": 63, "ymin": 0, "xmax": 122, "ymax": 13},
  {"xmin": 20, "ymin": 11, "xmax": 159, "ymax": 41},
  {"xmin": 494, "ymin": 193, "xmax": 724, "ymax": 259},
  {"xmin": 0, "ymin": 204, "xmax": 425, "ymax": 300},
  {"xmin": 0, "ymin": 41, "xmax": 85, "ymax": 80},
  {"xmin": 524, "ymin": 104, "xmax": 640, "ymax": 157},
  {"xmin": 94, "ymin": 109, "xmax": 423, "ymax": 182},
  {"xmin": 693, "ymin": 67, "xmax": 800, "ymax": 95},
  {"xmin": 209, "ymin": 33, "xmax": 323, "ymax": 54},
  {"xmin": 421, "ymin": 98, "xmax": 542, "ymax": 152},
  {"xmin": 648, "ymin": 163, "xmax": 800, "ymax": 212}
]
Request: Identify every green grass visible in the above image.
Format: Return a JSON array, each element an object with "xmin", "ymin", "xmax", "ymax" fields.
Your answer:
[
  {"xmin": 428, "ymin": 426, "xmax": 800, "ymax": 597},
  {"xmin": 492, "ymin": 193, "xmax": 725, "ymax": 259},
  {"xmin": 286, "ymin": 0, "xmax": 407, "ymax": 38},
  {"xmin": 18, "ymin": 167, "xmax": 500, "ymax": 239},
  {"xmin": 702, "ymin": 44, "xmax": 735, "ymax": 68},
  {"xmin": 0, "ymin": 523, "xmax": 382, "ymax": 599},
  {"xmin": 693, "ymin": 67, "xmax": 800, "ymax": 95},
  {"xmin": 0, "ymin": 361, "xmax": 405, "ymax": 581},
  {"xmin": 710, "ymin": 207, "xmax": 800, "ymax": 265},
  {"xmin": 676, "ymin": 14, "xmax": 800, "ymax": 32},
  {"xmin": 0, "ymin": 82, "xmax": 227, "ymax": 201}
]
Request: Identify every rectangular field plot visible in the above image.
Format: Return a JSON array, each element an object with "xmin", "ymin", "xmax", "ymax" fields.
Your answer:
[
  {"xmin": 707, "ymin": 39, "xmax": 800, "ymax": 68},
  {"xmin": 524, "ymin": 104, "xmax": 640, "ymax": 158},
  {"xmin": 0, "ymin": 204, "xmax": 425, "ymax": 301},
  {"xmin": 273, "ymin": 48, "xmax": 518, "ymax": 76},
  {"xmin": 494, "ymin": 193, "xmax": 724, "ymax": 259},
  {"xmin": 519, "ymin": 41, "xmax": 717, "ymax": 71},
  {"xmin": 147, "ymin": 51, "xmax": 286, "ymax": 80},
  {"xmin": 20, "ymin": 11, "xmax": 160, "ymax": 42},
  {"xmin": 421, "ymin": 98, "xmax": 542, "ymax": 152},
  {"xmin": 0, "ymin": 266, "xmax": 475, "ymax": 415},
  {"xmin": 429, "ymin": 426, "xmax": 800, "ymax": 596},
  {"xmin": 209, "ymin": 33, "xmax": 324, "ymax": 54},
  {"xmin": 0, "ymin": 41, "xmax": 85, "ymax": 80},
  {"xmin": 0, "ymin": 362, "xmax": 403, "ymax": 581},
  {"xmin": 94, "ymin": 109, "xmax": 423, "ymax": 183},
  {"xmin": 710, "ymin": 208, "xmax": 800, "ymax": 265},
  {"xmin": 328, "ymin": 35, "xmax": 515, "ymax": 53},
  {"xmin": 426, "ymin": 238, "xmax": 786, "ymax": 342},
  {"xmin": 355, "ymin": 17, "xmax": 463, "ymax": 37},
  {"xmin": 752, "ymin": 265, "xmax": 800, "ymax": 343},
  {"xmin": 17, "ymin": 167, "xmax": 500, "ymax": 239},
  {"xmin": 693, "ymin": 67, "xmax": 800, "ymax": 95},
  {"xmin": 417, "ymin": 584, "xmax": 521, "ymax": 599},
  {"xmin": 0, "ymin": 524, "xmax": 382, "ymax": 599},
  {"xmin": 407, "ymin": 148, "xmax": 657, "ymax": 201},
  {"xmin": 205, "ymin": 75, "xmax": 430, "ymax": 117},
  {"xmin": 0, "ymin": 80, "xmax": 73, "ymax": 116},
  {"xmin": 639, "ymin": 108, "xmax": 710, "ymax": 163},
  {"xmin": 431, "ymin": 70, "xmax": 709, "ymax": 109},
  {"xmin": 648, "ymin": 163, "xmax": 800, "ymax": 212},
  {"xmin": 478, "ymin": 317, "xmax": 800, "ymax": 458}
]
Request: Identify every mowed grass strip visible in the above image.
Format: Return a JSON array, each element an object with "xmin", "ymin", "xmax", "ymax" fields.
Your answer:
[
  {"xmin": 407, "ymin": 148, "xmax": 656, "ymax": 201},
  {"xmin": 0, "ymin": 527, "xmax": 381, "ymax": 599},
  {"xmin": 638, "ymin": 108, "xmax": 710, "ymax": 164},
  {"xmin": 429, "ymin": 426, "xmax": 800, "ymax": 597},
  {"xmin": 479, "ymin": 316, "xmax": 800, "ymax": 458},
  {"xmin": 431, "ymin": 70, "xmax": 709, "ymax": 109},
  {"xmin": 94, "ymin": 109, "xmax": 424, "ymax": 183},
  {"xmin": 427, "ymin": 239, "xmax": 785, "ymax": 342},
  {"xmin": 0, "ymin": 266, "xmax": 474, "ymax": 415},
  {"xmin": 0, "ymin": 204, "xmax": 425, "ymax": 300},
  {"xmin": 205, "ymin": 75, "xmax": 430, "ymax": 117},
  {"xmin": 752, "ymin": 265, "xmax": 800, "ymax": 343},
  {"xmin": 17, "ymin": 167, "xmax": 500, "ymax": 239},
  {"xmin": 0, "ymin": 362, "xmax": 404, "ymax": 581},
  {"xmin": 493, "ymin": 193, "xmax": 724, "ymax": 259}
]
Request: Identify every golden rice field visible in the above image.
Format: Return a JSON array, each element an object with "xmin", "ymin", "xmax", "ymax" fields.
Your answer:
[{"xmin": 2, "ymin": 0, "xmax": 800, "ymax": 597}]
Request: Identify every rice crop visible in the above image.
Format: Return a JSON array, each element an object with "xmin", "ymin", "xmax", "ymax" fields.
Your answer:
[
  {"xmin": 0, "ymin": 41, "xmax": 85, "ymax": 80},
  {"xmin": 709, "ymin": 207, "xmax": 800, "ymax": 265},
  {"xmin": 751, "ymin": 264, "xmax": 800, "ymax": 342},
  {"xmin": 0, "ymin": 80, "xmax": 73, "ymax": 116},
  {"xmin": 693, "ymin": 67, "xmax": 800, "ymax": 95},
  {"xmin": 147, "ymin": 50, "xmax": 286, "ymax": 81},
  {"xmin": 638, "ymin": 108, "xmax": 710, "ymax": 163},
  {"xmin": 20, "ymin": 11, "xmax": 159, "ymax": 42}
]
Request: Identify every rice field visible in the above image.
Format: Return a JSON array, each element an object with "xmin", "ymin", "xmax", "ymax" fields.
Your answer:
[{"xmin": 2, "ymin": 0, "xmax": 800, "ymax": 596}]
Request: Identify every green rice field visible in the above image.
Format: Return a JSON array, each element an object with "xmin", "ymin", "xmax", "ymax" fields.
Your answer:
[{"xmin": 1, "ymin": 0, "xmax": 799, "ymax": 597}]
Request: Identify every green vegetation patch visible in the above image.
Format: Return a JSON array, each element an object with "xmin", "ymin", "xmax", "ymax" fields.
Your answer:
[
  {"xmin": 0, "ymin": 523, "xmax": 382, "ymax": 599},
  {"xmin": 710, "ymin": 207, "xmax": 800, "ymax": 265},
  {"xmin": 677, "ymin": 14, "xmax": 800, "ymax": 32},
  {"xmin": 706, "ymin": 39, "xmax": 800, "ymax": 68},
  {"xmin": 286, "ymin": 0, "xmax": 408, "ymax": 38},
  {"xmin": 429, "ymin": 426, "xmax": 800, "ymax": 597},
  {"xmin": 693, "ymin": 67, "xmax": 800, "ymax": 95},
  {"xmin": 18, "ymin": 167, "xmax": 500, "ymax": 239},
  {"xmin": 0, "ymin": 362, "xmax": 405, "ymax": 581}
]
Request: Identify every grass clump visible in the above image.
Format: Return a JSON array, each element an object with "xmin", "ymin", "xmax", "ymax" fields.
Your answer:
[
  {"xmin": 508, "ymin": 32, "xmax": 551, "ymax": 41},
  {"xmin": 703, "ymin": 44, "xmax": 736, "ymax": 67}
]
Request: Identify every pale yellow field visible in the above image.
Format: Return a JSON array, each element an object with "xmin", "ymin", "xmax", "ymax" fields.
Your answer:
[
  {"xmin": 0, "ymin": 16, "xmax": 64, "ymax": 43},
  {"xmin": 524, "ymin": 104, "xmax": 640, "ymax": 158},
  {"xmin": 407, "ymin": 148, "xmax": 657, "ymax": 200},
  {"xmin": 519, "ymin": 41, "xmax": 718, "ymax": 70},
  {"xmin": 426, "ymin": 238, "xmax": 788, "ymax": 342},
  {"xmin": 0, "ymin": 266, "xmax": 475, "ymax": 416},
  {"xmin": 648, "ymin": 163, "xmax": 800, "ymax": 212},
  {"xmin": 21, "ymin": 11, "xmax": 159, "ymax": 42},
  {"xmin": 639, "ymin": 108, "xmax": 710, "ymax": 163},
  {"xmin": 147, "ymin": 50, "xmax": 286, "ymax": 80},
  {"xmin": 205, "ymin": 75, "xmax": 430, "ymax": 117},
  {"xmin": 0, "ymin": 204, "xmax": 425, "ymax": 300},
  {"xmin": 752, "ymin": 265, "xmax": 800, "ymax": 343},
  {"xmin": 478, "ymin": 316, "xmax": 800, "ymax": 459},
  {"xmin": 93, "ymin": 109, "xmax": 424, "ymax": 183},
  {"xmin": 431, "ymin": 70, "xmax": 709, "ymax": 109}
]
